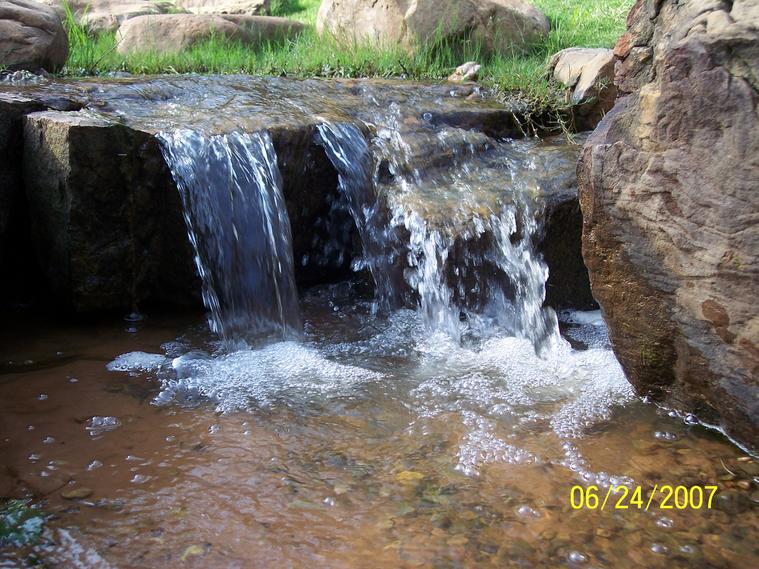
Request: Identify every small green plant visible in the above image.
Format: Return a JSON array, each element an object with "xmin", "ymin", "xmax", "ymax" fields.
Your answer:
[{"xmin": 0, "ymin": 499, "xmax": 46, "ymax": 548}]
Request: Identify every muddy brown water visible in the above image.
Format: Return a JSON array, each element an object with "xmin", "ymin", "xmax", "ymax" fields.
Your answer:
[{"xmin": 1, "ymin": 288, "xmax": 757, "ymax": 568}]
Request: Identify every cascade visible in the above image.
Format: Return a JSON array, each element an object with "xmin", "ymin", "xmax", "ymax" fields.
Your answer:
[
  {"xmin": 158, "ymin": 129, "xmax": 301, "ymax": 342},
  {"xmin": 315, "ymin": 113, "xmax": 560, "ymax": 349}
]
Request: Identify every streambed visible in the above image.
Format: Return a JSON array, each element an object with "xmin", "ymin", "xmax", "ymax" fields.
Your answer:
[{"xmin": 1, "ymin": 293, "xmax": 757, "ymax": 568}]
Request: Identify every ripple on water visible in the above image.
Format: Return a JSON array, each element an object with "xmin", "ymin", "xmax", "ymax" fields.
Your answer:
[{"xmin": 107, "ymin": 310, "xmax": 635, "ymax": 486}]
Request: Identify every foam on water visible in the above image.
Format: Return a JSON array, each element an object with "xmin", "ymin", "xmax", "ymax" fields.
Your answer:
[
  {"xmin": 106, "ymin": 351, "xmax": 167, "ymax": 373},
  {"xmin": 108, "ymin": 310, "xmax": 636, "ymax": 482},
  {"xmin": 111, "ymin": 342, "xmax": 384, "ymax": 412}
]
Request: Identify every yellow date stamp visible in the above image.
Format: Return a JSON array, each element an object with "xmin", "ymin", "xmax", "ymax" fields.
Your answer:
[{"xmin": 570, "ymin": 484, "xmax": 719, "ymax": 511}]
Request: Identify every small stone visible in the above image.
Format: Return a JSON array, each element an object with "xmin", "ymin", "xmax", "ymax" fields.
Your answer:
[
  {"xmin": 395, "ymin": 470, "xmax": 425, "ymax": 484},
  {"xmin": 595, "ymin": 527, "xmax": 612, "ymax": 538},
  {"xmin": 180, "ymin": 544, "xmax": 205, "ymax": 561},
  {"xmin": 447, "ymin": 62, "xmax": 481, "ymax": 84},
  {"xmin": 62, "ymin": 487, "xmax": 94, "ymax": 500}
]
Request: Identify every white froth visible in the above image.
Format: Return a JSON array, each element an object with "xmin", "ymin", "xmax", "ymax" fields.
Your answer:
[
  {"xmin": 154, "ymin": 341, "xmax": 384, "ymax": 411},
  {"xmin": 106, "ymin": 352, "xmax": 167, "ymax": 373}
]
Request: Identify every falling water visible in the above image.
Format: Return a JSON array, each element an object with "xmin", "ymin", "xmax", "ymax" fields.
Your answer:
[
  {"xmin": 158, "ymin": 130, "xmax": 301, "ymax": 342},
  {"xmin": 315, "ymin": 110, "xmax": 559, "ymax": 350},
  {"xmin": 315, "ymin": 123, "xmax": 403, "ymax": 313}
]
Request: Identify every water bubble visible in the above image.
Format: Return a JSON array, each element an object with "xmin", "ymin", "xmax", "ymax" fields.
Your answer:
[
  {"xmin": 124, "ymin": 312, "xmax": 143, "ymax": 322},
  {"xmin": 42, "ymin": 436, "xmax": 55, "ymax": 444},
  {"xmin": 208, "ymin": 424, "xmax": 220, "ymax": 434},
  {"xmin": 86, "ymin": 416, "xmax": 121, "ymax": 436},
  {"xmin": 650, "ymin": 543, "xmax": 668, "ymax": 555},
  {"xmin": 656, "ymin": 517, "xmax": 674, "ymax": 528},
  {"xmin": 87, "ymin": 460, "xmax": 103, "ymax": 471},
  {"xmin": 68, "ymin": 377, "xmax": 79, "ymax": 383},
  {"xmin": 679, "ymin": 545, "xmax": 696, "ymax": 555},
  {"xmin": 37, "ymin": 394, "xmax": 48, "ymax": 401},
  {"xmin": 423, "ymin": 112, "xmax": 433, "ymax": 122},
  {"xmin": 654, "ymin": 431, "xmax": 678, "ymax": 442},
  {"xmin": 165, "ymin": 435, "xmax": 176, "ymax": 443},
  {"xmin": 27, "ymin": 425, "xmax": 35, "ymax": 431},
  {"xmin": 323, "ymin": 497, "xmax": 336, "ymax": 507},
  {"xmin": 28, "ymin": 453, "xmax": 40, "ymax": 462},
  {"xmin": 130, "ymin": 474, "xmax": 149, "ymax": 484},
  {"xmin": 516, "ymin": 505, "xmax": 540, "ymax": 518},
  {"xmin": 684, "ymin": 414, "xmax": 699, "ymax": 425},
  {"xmin": 567, "ymin": 551, "xmax": 587, "ymax": 564}
]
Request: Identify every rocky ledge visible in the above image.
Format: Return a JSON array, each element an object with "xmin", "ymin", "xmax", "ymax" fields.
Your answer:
[{"xmin": 0, "ymin": 76, "xmax": 593, "ymax": 315}]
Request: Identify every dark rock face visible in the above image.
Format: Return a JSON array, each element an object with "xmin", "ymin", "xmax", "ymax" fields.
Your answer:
[
  {"xmin": 578, "ymin": 0, "xmax": 759, "ymax": 446},
  {"xmin": 23, "ymin": 111, "xmax": 200, "ymax": 312}
]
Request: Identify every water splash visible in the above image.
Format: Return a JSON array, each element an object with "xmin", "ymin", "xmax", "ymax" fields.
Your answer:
[
  {"xmin": 316, "ymin": 114, "xmax": 560, "ymax": 350},
  {"xmin": 158, "ymin": 130, "xmax": 301, "ymax": 342}
]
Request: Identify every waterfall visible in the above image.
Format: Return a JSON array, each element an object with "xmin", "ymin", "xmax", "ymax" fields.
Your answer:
[
  {"xmin": 158, "ymin": 130, "xmax": 301, "ymax": 342},
  {"xmin": 315, "ymin": 123, "xmax": 403, "ymax": 313},
  {"xmin": 315, "ymin": 115, "xmax": 559, "ymax": 350}
]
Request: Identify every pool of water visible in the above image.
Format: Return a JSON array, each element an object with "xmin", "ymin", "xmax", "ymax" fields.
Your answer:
[{"xmin": 1, "ymin": 285, "xmax": 757, "ymax": 568}]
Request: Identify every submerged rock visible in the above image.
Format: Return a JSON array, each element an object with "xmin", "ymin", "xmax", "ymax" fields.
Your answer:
[
  {"xmin": 316, "ymin": 0, "xmax": 549, "ymax": 55},
  {"xmin": 116, "ymin": 14, "xmax": 304, "ymax": 54},
  {"xmin": 578, "ymin": 0, "xmax": 759, "ymax": 447},
  {"xmin": 0, "ymin": 0, "xmax": 68, "ymax": 72}
]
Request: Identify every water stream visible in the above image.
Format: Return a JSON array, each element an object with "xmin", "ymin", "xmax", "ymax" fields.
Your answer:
[
  {"xmin": 1, "ymin": 77, "xmax": 757, "ymax": 568},
  {"xmin": 157, "ymin": 129, "xmax": 300, "ymax": 342}
]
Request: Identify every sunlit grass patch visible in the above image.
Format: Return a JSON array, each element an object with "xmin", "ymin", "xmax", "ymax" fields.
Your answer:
[{"xmin": 60, "ymin": 0, "xmax": 633, "ymax": 113}]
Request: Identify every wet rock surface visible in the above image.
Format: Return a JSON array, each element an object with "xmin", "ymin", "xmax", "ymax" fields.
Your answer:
[
  {"xmin": 578, "ymin": 0, "xmax": 759, "ymax": 447},
  {"xmin": 1, "ymin": 76, "xmax": 591, "ymax": 314}
]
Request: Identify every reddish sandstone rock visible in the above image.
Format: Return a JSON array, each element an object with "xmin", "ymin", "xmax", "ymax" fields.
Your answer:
[{"xmin": 578, "ymin": 0, "xmax": 759, "ymax": 447}]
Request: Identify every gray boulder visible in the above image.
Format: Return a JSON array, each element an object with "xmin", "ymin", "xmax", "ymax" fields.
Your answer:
[
  {"xmin": 0, "ymin": 0, "xmax": 68, "ymax": 72},
  {"xmin": 116, "ymin": 14, "xmax": 304, "ymax": 54},
  {"xmin": 317, "ymin": 0, "xmax": 549, "ymax": 55}
]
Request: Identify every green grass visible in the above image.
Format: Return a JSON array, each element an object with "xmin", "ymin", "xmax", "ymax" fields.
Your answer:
[{"xmin": 62, "ymin": 0, "xmax": 633, "ymax": 112}]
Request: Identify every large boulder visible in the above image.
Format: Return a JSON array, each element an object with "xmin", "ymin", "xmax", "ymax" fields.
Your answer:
[
  {"xmin": 316, "ymin": 0, "xmax": 549, "ymax": 55},
  {"xmin": 578, "ymin": 0, "xmax": 759, "ymax": 446},
  {"xmin": 177, "ymin": 0, "xmax": 269, "ymax": 15},
  {"xmin": 38, "ymin": 0, "xmax": 184, "ymax": 34},
  {"xmin": 549, "ymin": 47, "xmax": 616, "ymax": 130},
  {"xmin": 116, "ymin": 14, "xmax": 304, "ymax": 54},
  {"xmin": 0, "ymin": 0, "xmax": 68, "ymax": 72}
]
